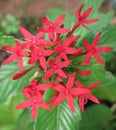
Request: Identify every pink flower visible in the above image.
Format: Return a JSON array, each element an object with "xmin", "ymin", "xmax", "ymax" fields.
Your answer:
[
  {"xmin": 75, "ymin": 81, "xmax": 101, "ymax": 112},
  {"xmin": 53, "ymin": 73, "xmax": 89, "ymax": 112},
  {"xmin": 38, "ymin": 15, "xmax": 70, "ymax": 40},
  {"xmin": 75, "ymin": 4, "xmax": 99, "ymax": 29},
  {"xmin": 2, "ymin": 40, "xmax": 29, "ymax": 72},
  {"xmin": 82, "ymin": 32, "xmax": 114, "ymax": 64},
  {"xmin": 44, "ymin": 56, "xmax": 70, "ymax": 79}
]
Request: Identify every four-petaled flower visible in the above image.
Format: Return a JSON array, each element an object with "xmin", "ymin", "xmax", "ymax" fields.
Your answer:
[
  {"xmin": 2, "ymin": 40, "xmax": 29, "ymax": 72},
  {"xmin": 38, "ymin": 14, "xmax": 70, "ymax": 40},
  {"xmin": 53, "ymin": 73, "xmax": 89, "ymax": 112},
  {"xmin": 76, "ymin": 4, "xmax": 99, "ymax": 29},
  {"xmin": 75, "ymin": 81, "xmax": 101, "ymax": 112},
  {"xmin": 82, "ymin": 32, "xmax": 114, "ymax": 64}
]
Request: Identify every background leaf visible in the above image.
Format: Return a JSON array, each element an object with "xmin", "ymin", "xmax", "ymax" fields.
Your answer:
[
  {"xmin": 0, "ymin": 62, "xmax": 35, "ymax": 103},
  {"xmin": 34, "ymin": 100, "xmax": 81, "ymax": 130},
  {"xmin": 79, "ymin": 104, "xmax": 112, "ymax": 130}
]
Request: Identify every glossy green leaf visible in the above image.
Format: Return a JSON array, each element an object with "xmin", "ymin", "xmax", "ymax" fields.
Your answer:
[
  {"xmin": 34, "ymin": 100, "xmax": 81, "ymax": 130},
  {"xmin": 0, "ymin": 62, "xmax": 35, "ymax": 102},
  {"xmin": 0, "ymin": 94, "xmax": 24, "ymax": 130},
  {"xmin": 79, "ymin": 105, "xmax": 112, "ymax": 130}
]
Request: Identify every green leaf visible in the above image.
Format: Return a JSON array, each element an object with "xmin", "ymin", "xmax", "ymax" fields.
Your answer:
[
  {"xmin": 0, "ymin": 32, "xmax": 15, "ymax": 46},
  {"xmin": 0, "ymin": 62, "xmax": 35, "ymax": 102},
  {"xmin": 79, "ymin": 105, "xmax": 112, "ymax": 130},
  {"xmin": 15, "ymin": 109, "xmax": 34, "ymax": 130},
  {"xmin": 0, "ymin": 94, "xmax": 24, "ymax": 129},
  {"xmin": 34, "ymin": 100, "xmax": 81, "ymax": 130}
]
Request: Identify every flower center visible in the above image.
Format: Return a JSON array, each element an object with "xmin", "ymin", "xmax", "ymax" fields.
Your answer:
[
  {"xmin": 78, "ymin": 16, "xmax": 84, "ymax": 23},
  {"xmin": 64, "ymin": 88, "xmax": 70, "ymax": 95},
  {"xmin": 16, "ymin": 50, "xmax": 21, "ymax": 56},
  {"xmin": 49, "ymin": 26, "xmax": 54, "ymax": 32},
  {"xmin": 53, "ymin": 64, "xmax": 58, "ymax": 69},
  {"xmin": 38, "ymin": 51, "xmax": 43, "ymax": 57},
  {"xmin": 91, "ymin": 48, "xmax": 96, "ymax": 53}
]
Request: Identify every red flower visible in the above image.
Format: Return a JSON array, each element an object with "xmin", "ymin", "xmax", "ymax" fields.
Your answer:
[
  {"xmin": 82, "ymin": 32, "xmax": 114, "ymax": 64},
  {"xmin": 55, "ymin": 35, "xmax": 83, "ymax": 60},
  {"xmin": 16, "ymin": 94, "xmax": 50, "ymax": 120},
  {"xmin": 53, "ymin": 73, "xmax": 89, "ymax": 112},
  {"xmin": 19, "ymin": 26, "xmax": 54, "ymax": 48},
  {"xmin": 21, "ymin": 80, "xmax": 51, "ymax": 98},
  {"xmin": 75, "ymin": 81, "xmax": 101, "ymax": 112},
  {"xmin": 2, "ymin": 40, "xmax": 29, "ymax": 72},
  {"xmin": 44, "ymin": 56, "xmax": 70, "ymax": 79},
  {"xmin": 38, "ymin": 15, "xmax": 70, "ymax": 40},
  {"xmin": 28, "ymin": 46, "xmax": 54, "ymax": 70},
  {"xmin": 75, "ymin": 4, "xmax": 99, "ymax": 29}
]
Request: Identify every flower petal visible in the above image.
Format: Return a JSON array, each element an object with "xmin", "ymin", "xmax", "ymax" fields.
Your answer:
[
  {"xmin": 76, "ymin": 4, "xmax": 84, "ymax": 18},
  {"xmin": 87, "ymin": 81, "xmax": 101, "ymax": 90},
  {"xmin": 42, "ymin": 16, "xmax": 51, "ymax": 26},
  {"xmin": 56, "ymin": 69, "xmax": 67, "ymax": 78},
  {"xmin": 32, "ymin": 105, "xmax": 38, "ymax": 120},
  {"xmin": 2, "ymin": 54, "xmax": 16, "ymax": 65},
  {"xmin": 96, "ymin": 46, "xmax": 114, "ymax": 53},
  {"xmin": 54, "ymin": 14, "xmax": 66, "ymax": 26},
  {"xmin": 82, "ymin": 39, "xmax": 91, "ymax": 50},
  {"xmin": 66, "ymin": 95, "xmax": 75, "ymax": 112},
  {"xmin": 16, "ymin": 100, "xmax": 31, "ymax": 109},
  {"xmin": 93, "ymin": 53, "xmax": 105, "ymax": 64},
  {"xmin": 53, "ymin": 94, "xmax": 65, "ymax": 107},
  {"xmin": 75, "ymin": 82, "xmax": 84, "ymax": 88},
  {"xmin": 87, "ymin": 93, "xmax": 100, "ymax": 104},
  {"xmin": 39, "ymin": 57, "xmax": 47, "ymax": 70},
  {"xmin": 19, "ymin": 26, "xmax": 32, "ymax": 40},
  {"xmin": 66, "ymin": 73, "xmax": 75, "ymax": 89},
  {"xmin": 55, "ymin": 28, "xmax": 70, "ymax": 34},
  {"xmin": 82, "ymin": 7, "xmax": 92, "ymax": 19},
  {"xmin": 84, "ymin": 18, "xmax": 99, "ymax": 24},
  {"xmin": 92, "ymin": 32, "xmax": 102, "ymax": 48},
  {"xmin": 44, "ymin": 68, "xmax": 54, "ymax": 79}
]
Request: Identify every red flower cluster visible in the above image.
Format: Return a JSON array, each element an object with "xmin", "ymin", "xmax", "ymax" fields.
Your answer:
[{"xmin": 1, "ymin": 5, "xmax": 114, "ymax": 120}]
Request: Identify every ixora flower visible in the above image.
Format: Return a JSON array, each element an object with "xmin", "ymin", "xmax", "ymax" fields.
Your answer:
[
  {"xmin": 1, "ymin": 4, "xmax": 114, "ymax": 122},
  {"xmin": 82, "ymin": 32, "xmax": 114, "ymax": 64},
  {"xmin": 28, "ymin": 46, "xmax": 54, "ymax": 70},
  {"xmin": 75, "ymin": 81, "xmax": 101, "ymax": 112},
  {"xmin": 16, "ymin": 80, "xmax": 51, "ymax": 120},
  {"xmin": 2, "ymin": 40, "xmax": 29, "ymax": 72},
  {"xmin": 53, "ymin": 73, "xmax": 89, "ymax": 112},
  {"xmin": 38, "ymin": 14, "xmax": 70, "ymax": 40},
  {"xmin": 44, "ymin": 55, "xmax": 70, "ymax": 79},
  {"xmin": 55, "ymin": 35, "xmax": 83, "ymax": 60},
  {"xmin": 19, "ymin": 26, "xmax": 54, "ymax": 48},
  {"xmin": 16, "ymin": 94, "xmax": 50, "ymax": 120},
  {"xmin": 75, "ymin": 4, "xmax": 99, "ymax": 29}
]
